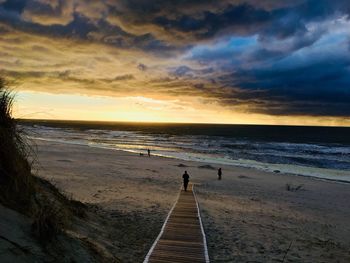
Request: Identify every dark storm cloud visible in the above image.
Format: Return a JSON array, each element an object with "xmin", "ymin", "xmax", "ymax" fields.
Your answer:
[
  {"xmin": 1, "ymin": 0, "xmax": 26, "ymax": 13},
  {"xmin": 0, "ymin": 9, "xmax": 94, "ymax": 38},
  {"xmin": 248, "ymin": 28, "xmax": 325, "ymax": 63},
  {"xmin": 234, "ymin": 61, "xmax": 350, "ymax": 97},
  {"xmin": 0, "ymin": 0, "xmax": 347, "ymax": 50},
  {"xmin": 218, "ymin": 58, "xmax": 350, "ymax": 116},
  {"xmin": 143, "ymin": 0, "xmax": 349, "ymax": 40},
  {"xmin": 0, "ymin": 1, "xmax": 323, "ymax": 46},
  {"xmin": 1, "ymin": 0, "xmax": 350, "ymax": 118},
  {"xmin": 23, "ymin": 0, "xmax": 69, "ymax": 18},
  {"xmin": 153, "ymin": 3, "xmax": 273, "ymax": 39},
  {"xmin": 1, "ymin": 0, "xmax": 349, "ymax": 43},
  {"xmin": 0, "ymin": 1, "xmax": 181, "ymax": 55}
]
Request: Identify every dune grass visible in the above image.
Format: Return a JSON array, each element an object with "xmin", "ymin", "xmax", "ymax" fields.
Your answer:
[
  {"xmin": 0, "ymin": 78, "xmax": 74, "ymax": 241},
  {"xmin": 0, "ymin": 78, "xmax": 36, "ymax": 212}
]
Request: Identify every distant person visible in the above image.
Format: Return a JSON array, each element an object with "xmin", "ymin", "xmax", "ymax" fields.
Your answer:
[
  {"xmin": 182, "ymin": 171, "xmax": 190, "ymax": 191},
  {"xmin": 147, "ymin": 149, "xmax": 151, "ymax": 157},
  {"xmin": 218, "ymin": 168, "xmax": 222, "ymax": 180}
]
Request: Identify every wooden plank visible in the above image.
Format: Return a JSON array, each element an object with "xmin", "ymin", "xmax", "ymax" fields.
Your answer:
[{"xmin": 144, "ymin": 183, "xmax": 210, "ymax": 263}]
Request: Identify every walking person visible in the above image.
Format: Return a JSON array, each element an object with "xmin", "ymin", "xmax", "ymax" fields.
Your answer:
[
  {"xmin": 218, "ymin": 168, "xmax": 222, "ymax": 180},
  {"xmin": 182, "ymin": 171, "xmax": 190, "ymax": 191},
  {"xmin": 147, "ymin": 149, "xmax": 151, "ymax": 157}
]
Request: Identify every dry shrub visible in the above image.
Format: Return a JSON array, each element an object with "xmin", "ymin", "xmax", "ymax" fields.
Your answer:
[{"xmin": 31, "ymin": 198, "xmax": 68, "ymax": 242}]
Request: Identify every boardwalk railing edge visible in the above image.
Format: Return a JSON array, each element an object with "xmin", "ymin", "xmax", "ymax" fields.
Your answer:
[
  {"xmin": 143, "ymin": 186, "xmax": 182, "ymax": 263},
  {"xmin": 193, "ymin": 185, "xmax": 210, "ymax": 263},
  {"xmin": 143, "ymin": 184, "xmax": 210, "ymax": 263}
]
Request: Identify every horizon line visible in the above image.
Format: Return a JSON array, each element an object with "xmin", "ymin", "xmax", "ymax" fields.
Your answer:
[{"xmin": 17, "ymin": 118, "xmax": 350, "ymax": 128}]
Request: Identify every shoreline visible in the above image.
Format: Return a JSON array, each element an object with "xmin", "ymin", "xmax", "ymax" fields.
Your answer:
[
  {"xmin": 30, "ymin": 141, "xmax": 350, "ymax": 262},
  {"xmin": 31, "ymin": 137, "xmax": 350, "ymax": 184},
  {"xmin": 31, "ymin": 138, "xmax": 350, "ymax": 262}
]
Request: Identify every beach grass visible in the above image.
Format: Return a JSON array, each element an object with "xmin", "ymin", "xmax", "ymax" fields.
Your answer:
[
  {"xmin": 0, "ymin": 78, "xmax": 76, "ymax": 242},
  {"xmin": 0, "ymin": 78, "xmax": 36, "ymax": 213}
]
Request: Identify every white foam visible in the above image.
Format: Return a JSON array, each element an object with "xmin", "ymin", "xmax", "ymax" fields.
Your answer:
[{"xmin": 25, "ymin": 125, "xmax": 350, "ymax": 184}]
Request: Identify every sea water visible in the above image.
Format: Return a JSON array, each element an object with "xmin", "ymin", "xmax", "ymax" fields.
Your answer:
[{"xmin": 20, "ymin": 120, "xmax": 350, "ymax": 183}]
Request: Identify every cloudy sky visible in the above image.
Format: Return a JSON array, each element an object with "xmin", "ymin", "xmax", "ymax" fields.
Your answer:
[{"xmin": 1, "ymin": 0, "xmax": 350, "ymax": 125}]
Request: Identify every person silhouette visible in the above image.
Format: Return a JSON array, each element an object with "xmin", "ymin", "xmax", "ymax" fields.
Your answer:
[
  {"xmin": 182, "ymin": 171, "xmax": 190, "ymax": 191},
  {"xmin": 218, "ymin": 168, "xmax": 222, "ymax": 180},
  {"xmin": 147, "ymin": 149, "xmax": 151, "ymax": 157}
]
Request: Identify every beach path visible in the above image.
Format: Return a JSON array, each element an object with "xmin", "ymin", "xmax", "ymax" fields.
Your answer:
[{"xmin": 144, "ymin": 183, "xmax": 209, "ymax": 263}]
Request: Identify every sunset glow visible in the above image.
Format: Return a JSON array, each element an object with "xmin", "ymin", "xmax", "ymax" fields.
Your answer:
[{"xmin": 1, "ymin": 1, "xmax": 349, "ymax": 126}]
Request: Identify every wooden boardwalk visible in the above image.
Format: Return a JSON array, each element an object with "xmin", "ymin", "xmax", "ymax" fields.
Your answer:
[{"xmin": 144, "ymin": 184, "xmax": 209, "ymax": 263}]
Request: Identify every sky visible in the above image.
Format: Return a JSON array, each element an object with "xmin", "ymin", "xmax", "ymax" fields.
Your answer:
[{"xmin": 1, "ymin": 0, "xmax": 350, "ymax": 126}]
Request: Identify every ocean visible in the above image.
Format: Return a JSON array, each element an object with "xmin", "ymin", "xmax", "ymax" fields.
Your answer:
[{"xmin": 19, "ymin": 120, "xmax": 350, "ymax": 183}]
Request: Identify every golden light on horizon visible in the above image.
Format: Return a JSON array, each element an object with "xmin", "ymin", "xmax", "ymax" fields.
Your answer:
[{"xmin": 13, "ymin": 91, "xmax": 350, "ymax": 127}]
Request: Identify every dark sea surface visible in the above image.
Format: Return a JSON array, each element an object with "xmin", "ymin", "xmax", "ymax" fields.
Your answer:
[{"xmin": 20, "ymin": 120, "xmax": 350, "ymax": 182}]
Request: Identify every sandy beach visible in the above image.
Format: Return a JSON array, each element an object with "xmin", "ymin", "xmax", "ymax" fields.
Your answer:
[{"xmin": 32, "ymin": 139, "xmax": 350, "ymax": 262}]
